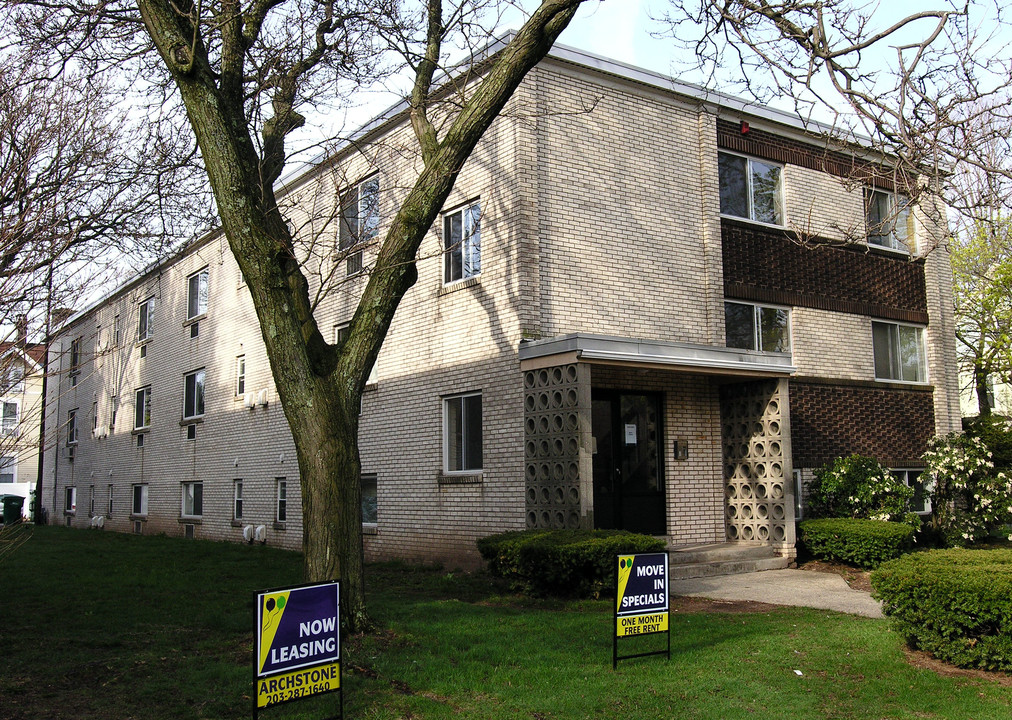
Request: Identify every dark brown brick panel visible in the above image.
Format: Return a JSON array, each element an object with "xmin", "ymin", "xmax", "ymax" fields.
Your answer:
[
  {"xmin": 716, "ymin": 118, "xmax": 904, "ymax": 190},
  {"xmin": 722, "ymin": 219, "xmax": 928, "ymax": 323},
  {"xmin": 790, "ymin": 380, "xmax": 935, "ymax": 468}
]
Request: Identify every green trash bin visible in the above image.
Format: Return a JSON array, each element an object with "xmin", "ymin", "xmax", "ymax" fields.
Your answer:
[{"xmin": 2, "ymin": 495, "xmax": 25, "ymax": 525}]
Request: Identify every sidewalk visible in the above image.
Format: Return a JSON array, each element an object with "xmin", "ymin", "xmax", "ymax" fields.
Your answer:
[{"xmin": 669, "ymin": 568, "xmax": 883, "ymax": 618}]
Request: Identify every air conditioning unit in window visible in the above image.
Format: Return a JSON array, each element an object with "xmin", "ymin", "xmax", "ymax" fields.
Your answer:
[
  {"xmin": 243, "ymin": 392, "xmax": 256, "ymax": 409},
  {"xmin": 257, "ymin": 389, "xmax": 269, "ymax": 407},
  {"xmin": 62, "ymin": 446, "xmax": 76, "ymax": 461}
]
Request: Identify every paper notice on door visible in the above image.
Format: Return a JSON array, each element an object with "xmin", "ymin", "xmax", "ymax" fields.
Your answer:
[{"xmin": 624, "ymin": 424, "xmax": 637, "ymax": 445}]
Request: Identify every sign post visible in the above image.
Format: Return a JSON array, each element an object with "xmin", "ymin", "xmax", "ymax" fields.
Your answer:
[
  {"xmin": 613, "ymin": 552, "xmax": 670, "ymax": 669},
  {"xmin": 254, "ymin": 580, "xmax": 342, "ymax": 719}
]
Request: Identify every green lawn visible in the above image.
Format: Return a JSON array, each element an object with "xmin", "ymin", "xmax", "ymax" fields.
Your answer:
[{"xmin": 2, "ymin": 526, "xmax": 1008, "ymax": 719}]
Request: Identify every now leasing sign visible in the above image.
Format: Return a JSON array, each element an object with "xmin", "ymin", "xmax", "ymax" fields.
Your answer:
[
  {"xmin": 255, "ymin": 581, "xmax": 341, "ymax": 715},
  {"xmin": 613, "ymin": 553, "xmax": 670, "ymax": 668}
]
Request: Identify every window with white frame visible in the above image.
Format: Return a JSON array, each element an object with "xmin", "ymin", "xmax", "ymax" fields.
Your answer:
[
  {"xmin": 183, "ymin": 369, "xmax": 205, "ymax": 419},
  {"xmin": 132, "ymin": 483, "xmax": 148, "ymax": 515},
  {"xmin": 444, "ymin": 200, "xmax": 481, "ymax": 283},
  {"xmin": 109, "ymin": 395, "xmax": 118, "ymax": 431},
  {"xmin": 893, "ymin": 468, "xmax": 932, "ymax": 514},
  {"xmin": 724, "ymin": 301, "xmax": 790, "ymax": 352},
  {"xmin": 65, "ymin": 486, "xmax": 77, "ymax": 514},
  {"xmin": 872, "ymin": 321, "xmax": 926, "ymax": 383},
  {"xmin": 67, "ymin": 409, "xmax": 78, "ymax": 445},
  {"xmin": 2, "ymin": 362, "xmax": 24, "ymax": 393},
  {"xmin": 865, "ymin": 188, "xmax": 914, "ymax": 253},
  {"xmin": 338, "ymin": 176, "xmax": 379, "ymax": 275},
  {"xmin": 89, "ymin": 485, "xmax": 95, "ymax": 516},
  {"xmin": 0, "ymin": 456, "xmax": 15, "ymax": 484},
  {"xmin": 334, "ymin": 323, "xmax": 377, "ymax": 386},
  {"xmin": 107, "ymin": 484, "xmax": 114, "ymax": 516},
  {"xmin": 1, "ymin": 401, "xmax": 18, "ymax": 435},
  {"xmin": 187, "ymin": 267, "xmax": 209, "ymax": 320},
  {"xmin": 182, "ymin": 481, "xmax": 203, "ymax": 518},
  {"xmin": 69, "ymin": 337, "xmax": 81, "ymax": 386},
  {"xmin": 113, "ymin": 315, "xmax": 121, "ymax": 346},
  {"xmin": 718, "ymin": 151, "xmax": 783, "ymax": 225},
  {"xmin": 276, "ymin": 478, "xmax": 287, "ymax": 522},
  {"xmin": 137, "ymin": 297, "xmax": 155, "ymax": 342},
  {"xmin": 793, "ymin": 469, "xmax": 803, "ymax": 520},
  {"xmin": 235, "ymin": 355, "xmax": 246, "ymax": 396},
  {"xmin": 233, "ymin": 480, "xmax": 243, "ymax": 520},
  {"xmin": 444, "ymin": 392, "xmax": 482, "ymax": 473},
  {"xmin": 134, "ymin": 387, "xmax": 151, "ymax": 430},
  {"xmin": 361, "ymin": 474, "xmax": 377, "ymax": 525}
]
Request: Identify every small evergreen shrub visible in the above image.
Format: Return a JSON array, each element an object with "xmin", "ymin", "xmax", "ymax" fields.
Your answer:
[
  {"xmin": 871, "ymin": 549, "xmax": 1012, "ymax": 672},
  {"xmin": 798, "ymin": 518, "xmax": 915, "ymax": 568},
  {"xmin": 808, "ymin": 455, "xmax": 918, "ymax": 527},
  {"xmin": 477, "ymin": 529, "xmax": 665, "ymax": 598}
]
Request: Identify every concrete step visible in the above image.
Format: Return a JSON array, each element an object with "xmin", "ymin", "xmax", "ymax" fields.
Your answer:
[
  {"xmin": 668, "ymin": 542, "xmax": 777, "ymax": 565},
  {"xmin": 669, "ymin": 555, "xmax": 790, "ymax": 580}
]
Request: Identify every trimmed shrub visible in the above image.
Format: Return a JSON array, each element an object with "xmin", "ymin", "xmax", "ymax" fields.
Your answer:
[
  {"xmin": 871, "ymin": 549, "xmax": 1012, "ymax": 672},
  {"xmin": 477, "ymin": 529, "xmax": 665, "ymax": 598},
  {"xmin": 807, "ymin": 454, "xmax": 918, "ymax": 527},
  {"xmin": 798, "ymin": 518, "xmax": 915, "ymax": 568}
]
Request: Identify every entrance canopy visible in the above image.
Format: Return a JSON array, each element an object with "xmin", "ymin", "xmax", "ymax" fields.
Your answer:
[{"xmin": 518, "ymin": 334, "xmax": 796, "ymax": 377}]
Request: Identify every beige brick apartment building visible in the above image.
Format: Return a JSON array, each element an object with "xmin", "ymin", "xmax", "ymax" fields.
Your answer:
[{"xmin": 40, "ymin": 43, "xmax": 961, "ymax": 565}]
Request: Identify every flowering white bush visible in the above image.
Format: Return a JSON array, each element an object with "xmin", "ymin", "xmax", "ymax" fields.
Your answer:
[
  {"xmin": 923, "ymin": 433, "xmax": 1012, "ymax": 546},
  {"xmin": 809, "ymin": 455, "xmax": 918, "ymax": 527}
]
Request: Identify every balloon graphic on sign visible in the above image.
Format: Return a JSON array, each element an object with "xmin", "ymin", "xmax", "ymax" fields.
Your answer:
[{"xmin": 262, "ymin": 595, "xmax": 284, "ymax": 632}]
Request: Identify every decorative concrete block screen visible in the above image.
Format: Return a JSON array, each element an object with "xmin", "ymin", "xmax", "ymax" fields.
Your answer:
[
  {"xmin": 524, "ymin": 364, "xmax": 585, "ymax": 530},
  {"xmin": 720, "ymin": 379, "xmax": 792, "ymax": 545}
]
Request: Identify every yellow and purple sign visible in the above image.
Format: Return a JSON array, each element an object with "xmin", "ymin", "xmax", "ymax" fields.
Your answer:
[
  {"xmin": 255, "ymin": 581, "xmax": 340, "ymax": 711},
  {"xmin": 615, "ymin": 553, "xmax": 669, "ymax": 637}
]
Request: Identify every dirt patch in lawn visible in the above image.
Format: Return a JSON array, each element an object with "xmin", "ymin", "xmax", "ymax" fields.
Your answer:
[
  {"xmin": 797, "ymin": 559, "xmax": 873, "ymax": 593},
  {"xmin": 670, "ymin": 595, "xmax": 779, "ymax": 614},
  {"xmin": 902, "ymin": 648, "xmax": 1012, "ymax": 687}
]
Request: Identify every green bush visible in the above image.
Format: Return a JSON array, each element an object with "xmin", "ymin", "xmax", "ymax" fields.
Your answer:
[
  {"xmin": 798, "ymin": 518, "xmax": 915, "ymax": 568},
  {"xmin": 477, "ymin": 529, "xmax": 665, "ymax": 598},
  {"xmin": 807, "ymin": 455, "xmax": 918, "ymax": 526},
  {"xmin": 871, "ymin": 549, "xmax": 1012, "ymax": 672}
]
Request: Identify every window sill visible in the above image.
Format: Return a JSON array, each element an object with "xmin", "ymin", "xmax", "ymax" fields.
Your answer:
[
  {"xmin": 440, "ymin": 275, "xmax": 481, "ymax": 295},
  {"xmin": 273, "ymin": 521, "xmax": 287, "ymax": 531},
  {"xmin": 231, "ymin": 519, "xmax": 243, "ymax": 527},
  {"xmin": 131, "ymin": 427, "xmax": 150, "ymax": 435},
  {"xmin": 873, "ymin": 378, "xmax": 931, "ymax": 389},
  {"xmin": 182, "ymin": 313, "xmax": 207, "ymax": 327},
  {"xmin": 179, "ymin": 417, "xmax": 205, "ymax": 427},
  {"xmin": 362, "ymin": 523, "xmax": 378, "ymax": 535},
  {"xmin": 719, "ymin": 213, "xmax": 786, "ymax": 232},
  {"xmin": 130, "ymin": 514, "xmax": 147, "ymax": 521},
  {"xmin": 866, "ymin": 242, "xmax": 914, "ymax": 259},
  {"xmin": 438, "ymin": 472, "xmax": 483, "ymax": 486},
  {"xmin": 179, "ymin": 516, "xmax": 202, "ymax": 524}
]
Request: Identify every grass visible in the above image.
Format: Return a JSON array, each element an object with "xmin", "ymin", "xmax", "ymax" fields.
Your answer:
[{"xmin": 2, "ymin": 526, "xmax": 1010, "ymax": 719}]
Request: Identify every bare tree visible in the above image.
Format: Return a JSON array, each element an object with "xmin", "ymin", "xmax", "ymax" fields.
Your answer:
[{"xmin": 6, "ymin": 0, "xmax": 590, "ymax": 631}]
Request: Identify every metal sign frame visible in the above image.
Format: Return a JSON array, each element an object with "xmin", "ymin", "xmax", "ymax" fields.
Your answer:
[
  {"xmin": 253, "ymin": 580, "xmax": 342, "ymax": 720},
  {"xmin": 613, "ymin": 552, "xmax": 670, "ymax": 669}
]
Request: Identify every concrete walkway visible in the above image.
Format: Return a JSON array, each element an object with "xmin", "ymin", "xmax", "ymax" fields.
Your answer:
[{"xmin": 669, "ymin": 569, "xmax": 883, "ymax": 618}]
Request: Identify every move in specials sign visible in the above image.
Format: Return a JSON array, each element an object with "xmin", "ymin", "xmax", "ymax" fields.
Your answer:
[
  {"xmin": 615, "ymin": 553, "xmax": 669, "ymax": 637},
  {"xmin": 255, "ymin": 581, "xmax": 340, "ymax": 710}
]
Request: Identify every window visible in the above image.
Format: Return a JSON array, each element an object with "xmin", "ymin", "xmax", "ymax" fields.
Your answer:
[
  {"xmin": 339, "ymin": 177, "xmax": 379, "ymax": 275},
  {"xmin": 138, "ymin": 297, "xmax": 155, "ymax": 342},
  {"xmin": 187, "ymin": 267, "xmax": 209, "ymax": 320},
  {"xmin": 65, "ymin": 486, "xmax": 77, "ymax": 514},
  {"xmin": 182, "ymin": 481, "xmax": 203, "ymax": 518},
  {"xmin": 235, "ymin": 355, "xmax": 246, "ymax": 396},
  {"xmin": 718, "ymin": 151, "xmax": 783, "ymax": 225},
  {"xmin": 725, "ymin": 302, "xmax": 790, "ymax": 352},
  {"xmin": 444, "ymin": 392, "xmax": 482, "ymax": 473},
  {"xmin": 134, "ymin": 387, "xmax": 151, "ymax": 430},
  {"xmin": 109, "ymin": 395, "xmax": 118, "ymax": 431},
  {"xmin": 865, "ymin": 189, "xmax": 914, "ymax": 253},
  {"xmin": 2, "ymin": 363, "xmax": 24, "ymax": 393},
  {"xmin": 67, "ymin": 409, "xmax": 78, "ymax": 445},
  {"xmin": 92, "ymin": 401, "xmax": 98, "ymax": 433},
  {"xmin": 183, "ymin": 369, "xmax": 205, "ymax": 419},
  {"xmin": 69, "ymin": 337, "xmax": 81, "ymax": 386},
  {"xmin": 793, "ymin": 469, "xmax": 803, "ymax": 520},
  {"xmin": 894, "ymin": 469, "xmax": 932, "ymax": 514},
  {"xmin": 132, "ymin": 484, "xmax": 148, "ymax": 516},
  {"xmin": 1, "ymin": 401, "xmax": 17, "ymax": 435},
  {"xmin": 113, "ymin": 315, "xmax": 121, "ymax": 346},
  {"xmin": 444, "ymin": 200, "xmax": 481, "ymax": 283},
  {"xmin": 0, "ymin": 457, "xmax": 15, "ymax": 484},
  {"xmin": 276, "ymin": 479, "xmax": 287, "ymax": 522},
  {"xmin": 234, "ymin": 480, "xmax": 243, "ymax": 520},
  {"xmin": 89, "ymin": 485, "xmax": 95, "ymax": 516},
  {"xmin": 361, "ymin": 474, "xmax": 377, "ymax": 525},
  {"xmin": 107, "ymin": 484, "xmax": 114, "ymax": 516},
  {"xmin": 873, "ymin": 321, "xmax": 926, "ymax": 383}
]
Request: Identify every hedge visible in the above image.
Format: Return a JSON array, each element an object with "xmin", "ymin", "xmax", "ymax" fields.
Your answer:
[
  {"xmin": 871, "ymin": 549, "xmax": 1012, "ymax": 672},
  {"xmin": 477, "ymin": 529, "xmax": 665, "ymax": 598},
  {"xmin": 798, "ymin": 518, "xmax": 915, "ymax": 568}
]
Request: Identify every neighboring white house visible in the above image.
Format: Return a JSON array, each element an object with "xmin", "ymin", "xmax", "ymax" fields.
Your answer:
[
  {"xmin": 40, "ymin": 42, "xmax": 961, "ymax": 566},
  {"xmin": 1, "ymin": 341, "xmax": 45, "ymax": 520}
]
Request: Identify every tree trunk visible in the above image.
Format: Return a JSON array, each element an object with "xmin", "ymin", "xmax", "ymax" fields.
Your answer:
[{"xmin": 975, "ymin": 365, "xmax": 993, "ymax": 417}]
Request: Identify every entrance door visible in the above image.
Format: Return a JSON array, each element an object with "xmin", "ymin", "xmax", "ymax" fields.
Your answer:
[{"xmin": 591, "ymin": 391, "xmax": 665, "ymax": 534}]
